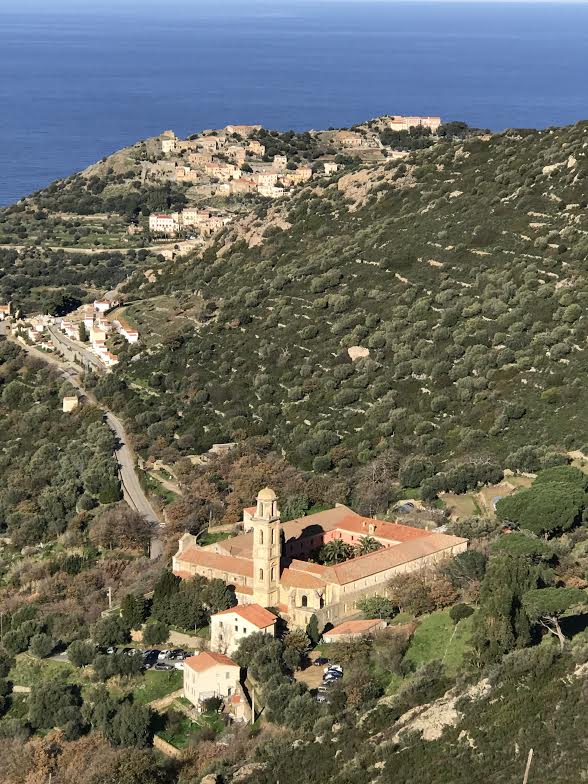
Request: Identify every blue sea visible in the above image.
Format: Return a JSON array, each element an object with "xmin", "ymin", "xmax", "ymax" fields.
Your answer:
[{"xmin": 1, "ymin": 0, "xmax": 588, "ymax": 205}]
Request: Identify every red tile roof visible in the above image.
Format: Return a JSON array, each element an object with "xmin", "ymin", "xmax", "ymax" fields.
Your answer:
[
  {"xmin": 176, "ymin": 547, "xmax": 253, "ymax": 578},
  {"xmin": 185, "ymin": 651, "xmax": 239, "ymax": 672},
  {"xmin": 280, "ymin": 567, "xmax": 325, "ymax": 590},
  {"xmin": 322, "ymin": 533, "xmax": 467, "ymax": 585},
  {"xmin": 212, "ymin": 603, "xmax": 277, "ymax": 629},
  {"xmin": 324, "ymin": 619, "xmax": 385, "ymax": 636}
]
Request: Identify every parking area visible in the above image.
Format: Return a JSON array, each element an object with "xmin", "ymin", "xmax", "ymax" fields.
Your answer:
[
  {"xmin": 294, "ymin": 652, "xmax": 343, "ymax": 700},
  {"xmin": 103, "ymin": 646, "xmax": 192, "ymax": 671}
]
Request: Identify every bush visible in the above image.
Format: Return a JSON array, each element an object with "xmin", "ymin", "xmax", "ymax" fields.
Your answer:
[
  {"xmin": 142, "ymin": 621, "xmax": 169, "ymax": 646},
  {"xmin": 449, "ymin": 603, "xmax": 474, "ymax": 624}
]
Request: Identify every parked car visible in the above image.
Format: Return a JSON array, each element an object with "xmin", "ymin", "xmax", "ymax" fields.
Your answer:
[
  {"xmin": 157, "ymin": 650, "xmax": 171, "ymax": 661},
  {"xmin": 324, "ymin": 664, "xmax": 342, "ymax": 674},
  {"xmin": 173, "ymin": 661, "xmax": 185, "ymax": 670},
  {"xmin": 128, "ymin": 648, "xmax": 143, "ymax": 657},
  {"xmin": 315, "ymin": 691, "xmax": 331, "ymax": 702},
  {"xmin": 323, "ymin": 671, "xmax": 343, "ymax": 683},
  {"xmin": 143, "ymin": 650, "xmax": 159, "ymax": 670},
  {"xmin": 314, "ymin": 657, "xmax": 329, "ymax": 667},
  {"xmin": 154, "ymin": 662, "xmax": 174, "ymax": 671},
  {"xmin": 106, "ymin": 646, "xmax": 116, "ymax": 655}
]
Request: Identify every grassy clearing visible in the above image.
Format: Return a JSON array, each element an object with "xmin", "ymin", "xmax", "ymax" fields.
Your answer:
[
  {"xmin": 132, "ymin": 669, "xmax": 183, "ymax": 705},
  {"xmin": 9, "ymin": 654, "xmax": 81, "ymax": 688},
  {"xmin": 404, "ymin": 609, "xmax": 476, "ymax": 676}
]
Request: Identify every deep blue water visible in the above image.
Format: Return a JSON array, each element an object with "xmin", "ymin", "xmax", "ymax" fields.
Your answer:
[{"xmin": 1, "ymin": 1, "xmax": 588, "ymax": 205}]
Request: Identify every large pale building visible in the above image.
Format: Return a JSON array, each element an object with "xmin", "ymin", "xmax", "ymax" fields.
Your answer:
[
  {"xmin": 384, "ymin": 115, "xmax": 442, "ymax": 132},
  {"xmin": 210, "ymin": 604, "xmax": 277, "ymax": 656},
  {"xmin": 173, "ymin": 488, "xmax": 467, "ymax": 630},
  {"xmin": 183, "ymin": 651, "xmax": 241, "ymax": 709}
]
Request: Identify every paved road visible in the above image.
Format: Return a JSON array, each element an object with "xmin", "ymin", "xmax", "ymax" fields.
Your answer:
[
  {"xmin": 46, "ymin": 324, "xmax": 107, "ymax": 373},
  {"xmin": 2, "ymin": 325, "xmax": 163, "ymax": 558}
]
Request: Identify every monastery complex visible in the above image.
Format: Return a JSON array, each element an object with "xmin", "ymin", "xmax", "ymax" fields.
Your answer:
[{"xmin": 173, "ymin": 488, "xmax": 467, "ymax": 630}]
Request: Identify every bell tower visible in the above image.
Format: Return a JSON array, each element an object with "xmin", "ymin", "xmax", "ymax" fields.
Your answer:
[{"xmin": 251, "ymin": 487, "xmax": 281, "ymax": 607}]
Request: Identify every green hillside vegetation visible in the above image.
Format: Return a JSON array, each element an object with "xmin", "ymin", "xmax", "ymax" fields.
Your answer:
[
  {"xmin": 0, "ymin": 341, "xmax": 122, "ymax": 546},
  {"xmin": 93, "ymin": 123, "xmax": 588, "ymax": 495}
]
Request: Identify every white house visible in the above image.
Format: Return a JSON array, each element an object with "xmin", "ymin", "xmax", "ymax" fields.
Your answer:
[
  {"xmin": 210, "ymin": 604, "xmax": 277, "ymax": 656},
  {"xmin": 183, "ymin": 651, "xmax": 241, "ymax": 710}
]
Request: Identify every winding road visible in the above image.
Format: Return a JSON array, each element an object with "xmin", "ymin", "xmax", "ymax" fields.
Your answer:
[{"xmin": 1, "ymin": 324, "xmax": 163, "ymax": 558}]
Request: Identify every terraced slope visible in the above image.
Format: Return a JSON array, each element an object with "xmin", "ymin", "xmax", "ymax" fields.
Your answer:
[{"xmin": 98, "ymin": 124, "xmax": 588, "ymax": 471}]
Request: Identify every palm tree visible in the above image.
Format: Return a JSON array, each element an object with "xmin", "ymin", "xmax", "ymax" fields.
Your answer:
[
  {"xmin": 355, "ymin": 536, "xmax": 382, "ymax": 556},
  {"xmin": 319, "ymin": 539, "xmax": 354, "ymax": 565}
]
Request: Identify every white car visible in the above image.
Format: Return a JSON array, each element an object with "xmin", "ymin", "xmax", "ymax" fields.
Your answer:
[
  {"xmin": 324, "ymin": 664, "xmax": 342, "ymax": 674},
  {"xmin": 157, "ymin": 650, "xmax": 171, "ymax": 661},
  {"xmin": 174, "ymin": 661, "xmax": 185, "ymax": 670}
]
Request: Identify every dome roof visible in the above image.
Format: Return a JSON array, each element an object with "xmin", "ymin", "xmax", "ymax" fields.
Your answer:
[{"xmin": 257, "ymin": 487, "xmax": 277, "ymax": 501}]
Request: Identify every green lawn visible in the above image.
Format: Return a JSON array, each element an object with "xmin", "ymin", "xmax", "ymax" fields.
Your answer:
[
  {"xmin": 403, "ymin": 609, "xmax": 476, "ymax": 676},
  {"xmin": 199, "ymin": 531, "xmax": 231, "ymax": 546},
  {"xmin": 132, "ymin": 669, "xmax": 183, "ymax": 705},
  {"xmin": 9, "ymin": 654, "xmax": 81, "ymax": 688}
]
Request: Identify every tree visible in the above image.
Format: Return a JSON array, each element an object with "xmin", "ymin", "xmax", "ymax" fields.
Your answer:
[
  {"xmin": 29, "ymin": 633, "xmax": 53, "ymax": 659},
  {"xmin": 142, "ymin": 621, "xmax": 169, "ymax": 646},
  {"xmin": 443, "ymin": 549, "xmax": 487, "ymax": 588},
  {"xmin": 78, "ymin": 322, "xmax": 88, "ymax": 342},
  {"xmin": 355, "ymin": 536, "xmax": 382, "ymax": 556},
  {"xmin": 29, "ymin": 677, "xmax": 83, "ymax": 735},
  {"xmin": 522, "ymin": 587, "xmax": 586, "ymax": 650},
  {"xmin": 319, "ymin": 539, "xmax": 354, "ymax": 565},
  {"xmin": 110, "ymin": 701, "xmax": 152, "ymax": 748},
  {"xmin": 67, "ymin": 639, "xmax": 96, "ymax": 668},
  {"xmin": 357, "ymin": 595, "xmax": 396, "ymax": 619},
  {"xmin": 90, "ymin": 505, "xmax": 155, "ymax": 551},
  {"xmin": 388, "ymin": 573, "xmax": 434, "ymax": 616},
  {"xmin": 472, "ymin": 554, "xmax": 540, "ymax": 664},
  {"xmin": 93, "ymin": 615, "xmax": 131, "ymax": 648},
  {"xmin": 282, "ymin": 629, "xmax": 310, "ymax": 670},
  {"xmin": 398, "ymin": 455, "xmax": 434, "ymax": 488},
  {"xmin": 496, "ymin": 481, "xmax": 585, "ymax": 538},
  {"xmin": 201, "ymin": 579, "xmax": 234, "ymax": 613},
  {"xmin": 492, "ymin": 532, "xmax": 555, "ymax": 563},
  {"xmin": 121, "ymin": 594, "xmax": 147, "ymax": 630},
  {"xmin": 0, "ymin": 648, "xmax": 15, "ymax": 679}
]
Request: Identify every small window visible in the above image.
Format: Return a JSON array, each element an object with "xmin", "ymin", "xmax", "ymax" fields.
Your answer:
[
  {"xmin": 271, "ymin": 566, "xmax": 275, "ymax": 581},
  {"xmin": 301, "ymin": 595, "xmax": 308, "ymax": 608},
  {"xmin": 225, "ymin": 672, "xmax": 230, "ymax": 679},
  {"xmin": 259, "ymin": 529, "xmax": 264, "ymax": 545},
  {"xmin": 259, "ymin": 568, "xmax": 264, "ymax": 581},
  {"xmin": 235, "ymin": 625, "xmax": 238, "ymax": 631},
  {"xmin": 243, "ymin": 627, "xmax": 247, "ymax": 633}
]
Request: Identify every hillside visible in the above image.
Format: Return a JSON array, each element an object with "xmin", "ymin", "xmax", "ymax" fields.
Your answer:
[{"xmin": 95, "ymin": 122, "xmax": 588, "ymax": 488}]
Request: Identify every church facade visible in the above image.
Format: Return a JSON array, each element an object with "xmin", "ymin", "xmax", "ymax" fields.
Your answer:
[{"xmin": 173, "ymin": 488, "xmax": 467, "ymax": 629}]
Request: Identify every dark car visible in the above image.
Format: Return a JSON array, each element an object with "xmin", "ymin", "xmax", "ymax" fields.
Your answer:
[
  {"xmin": 313, "ymin": 657, "xmax": 329, "ymax": 667},
  {"xmin": 154, "ymin": 662, "xmax": 174, "ymax": 671}
]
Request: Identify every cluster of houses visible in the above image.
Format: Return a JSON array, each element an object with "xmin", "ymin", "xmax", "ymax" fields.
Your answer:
[
  {"xmin": 60, "ymin": 300, "xmax": 139, "ymax": 368},
  {"xmin": 182, "ymin": 600, "xmax": 390, "ymax": 719},
  {"xmin": 148, "ymin": 207, "xmax": 234, "ymax": 238}
]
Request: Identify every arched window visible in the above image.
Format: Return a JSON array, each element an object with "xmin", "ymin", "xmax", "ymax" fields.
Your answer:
[
  {"xmin": 319, "ymin": 597, "xmax": 325, "ymax": 609},
  {"xmin": 301, "ymin": 595, "xmax": 308, "ymax": 608},
  {"xmin": 259, "ymin": 529, "xmax": 264, "ymax": 545},
  {"xmin": 259, "ymin": 568, "xmax": 264, "ymax": 581}
]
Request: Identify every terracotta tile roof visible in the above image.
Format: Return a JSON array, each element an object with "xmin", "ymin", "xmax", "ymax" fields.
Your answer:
[
  {"xmin": 335, "ymin": 517, "xmax": 434, "ymax": 543},
  {"xmin": 322, "ymin": 533, "xmax": 467, "ymax": 585},
  {"xmin": 176, "ymin": 547, "xmax": 253, "ymax": 578},
  {"xmin": 325, "ymin": 619, "xmax": 385, "ymax": 636},
  {"xmin": 185, "ymin": 651, "xmax": 239, "ymax": 672},
  {"xmin": 212, "ymin": 603, "xmax": 277, "ymax": 629},
  {"xmin": 280, "ymin": 567, "xmax": 325, "ymax": 590}
]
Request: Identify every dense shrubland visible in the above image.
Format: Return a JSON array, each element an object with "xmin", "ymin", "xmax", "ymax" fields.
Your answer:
[{"xmin": 101, "ymin": 123, "xmax": 588, "ymax": 491}]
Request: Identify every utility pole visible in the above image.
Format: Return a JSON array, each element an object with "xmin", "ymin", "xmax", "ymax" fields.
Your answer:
[{"xmin": 523, "ymin": 748, "xmax": 534, "ymax": 784}]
